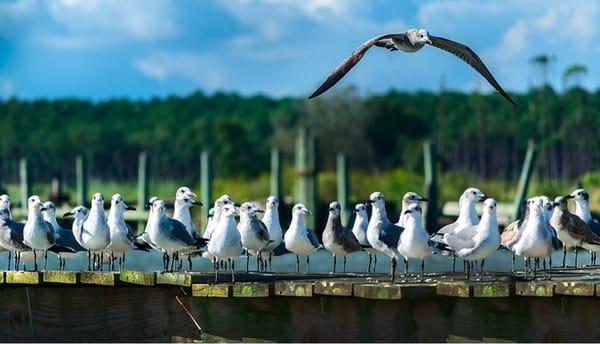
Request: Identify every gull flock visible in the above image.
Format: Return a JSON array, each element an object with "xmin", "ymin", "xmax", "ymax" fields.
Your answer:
[{"xmin": 0, "ymin": 187, "xmax": 598, "ymax": 282}]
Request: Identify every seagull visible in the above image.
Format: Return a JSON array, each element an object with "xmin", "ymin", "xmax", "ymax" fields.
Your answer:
[
  {"xmin": 284, "ymin": 203, "xmax": 320, "ymax": 273},
  {"xmin": 308, "ymin": 28, "xmax": 516, "ymax": 107},
  {"xmin": 442, "ymin": 198, "xmax": 500, "ymax": 280},
  {"xmin": 79, "ymin": 193, "xmax": 111, "ymax": 271},
  {"xmin": 208, "ymin": 203, "xmax": 243, "ymax": 282},
  {"xmin": 570, "ymin": 189, "xmax": 600, "ymax": 264},
  {"xmin": 135, "ymin": 197, "xmax": 162, "ymax": 252},
  {"xmin": 550, "ymin": 195, "xmax": 600, "ymax": 268},
  {"xmin": 501, "ymin": 200, "xmax": 528, "ymax": 272},
  {"xmin": 366, "ymin": 192, "xmax": 402, "ymax": 280},
  {"xmin": 322, "ymin": 201, "xmax": 361, "ymax": 273},
  {"xmin": 397, "ymin": 203, "xmax": 437, "ymax": 281},
  {"xmin": 538, "ymin": 196, "xmax": 563, "ymax": 268},
  {"xmin": 147, "ymin": 199, "xmax": 207, "ymax": 272},
  {"xmin": 508, "ymin": 198, "xmax": 554, "ymax": 279},
  {"xmin": 172, "ymin": 186, "xmax": 203, "ymax": 270},
  {"xmin": 351, "ymin": 202, "xmax": 377, "ymax": 272},
  {"xmin": 431, "ymin": 187, "xmax": 486, "ymax": 272},
  {"xmin": 0, "ymin": 194, "xmax": 14, "ymax": 269},
  {"xmin": 43, "ymin": 201, "xmax": 85, "ymax": 270},
  {"xmin": 0, "ymin": 196, "xmax": 30, "ymax": 270},
  {"xmin": 106, "ymin": 194, "xmax": 140, "ymax": 271},
  {"xmin": 396, "ymin": 192, "xmax": 428, "ymax": 227},
  {"xmin": 203, "ymin": 195, "xmax": 235, "ymax": 240},
  {"xmin": 23, "ymin": 195, "xmax": 58, "ymax": 271},
  {"xmin": 237, "ymin": 202, "xmax": 270, "ymax": 272},
  {"xmin": 261, "ymin": 196, "xmax": 283, "ymax": 271}
]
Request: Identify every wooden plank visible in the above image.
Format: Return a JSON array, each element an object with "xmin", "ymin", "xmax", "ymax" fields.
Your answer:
[
  {"xmin": 192, "ymin": 284, "xmax": 232, "ymax": 297},
  {"xmin": 555, "ymin": 281, "xmax": 595, "ymax": 296},
  {"xmin": 473, "ymin": 282, "xmax": 510, "ymax": 298},
  {"xmin": 80, "ymin": 271, "xmax": 115, "ymax": 286},
  {"xmin": 274, "ymin": 281, "xmax": 313, "ymax": 297},
  {"xmin": 436, "ymin": 281, "xmax": 471, "ymax": 298},
  {"xmin": 156, "ymin": 272, "xmax": 192, "ymax": 287},
  {"xmin": 515, "ymin": 281, "xmax": 554, "ymax": 297},
  {"xmin": 5, "ymin": 271, "xmax": 40, "ymax": 284},
  {"xmin": 43, "ymin": 271, "xmax": 78, "ymax": 284},
  {"xmin": 233, "ymin": 283, "xmax": 271, "ymax": 298},
  {"xmin": 314, "ymin": 280, "xmax": 353, "ymax": 296},
  {"xmin": 353, "ymin": 283, "xmax": 402, "ymax": 300},
  {"xmin": 120, "ymin": 270, "xmax": 155, "ymax": 286}
]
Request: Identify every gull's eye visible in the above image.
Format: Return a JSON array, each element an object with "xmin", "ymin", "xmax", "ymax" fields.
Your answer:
[{"xmin": 471, "ymin": 191, "xmax": 476, "ymax": 194}]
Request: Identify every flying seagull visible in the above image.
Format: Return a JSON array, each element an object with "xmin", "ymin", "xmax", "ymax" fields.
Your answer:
[{"xmin": 308, "ymin": 28, "xmax": 517, "ymax": 107}]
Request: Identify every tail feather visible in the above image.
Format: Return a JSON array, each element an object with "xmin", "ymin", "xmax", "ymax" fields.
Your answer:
[{"xmin": 49, "ymin": 244, "xmax": 77, "ymax": 254}]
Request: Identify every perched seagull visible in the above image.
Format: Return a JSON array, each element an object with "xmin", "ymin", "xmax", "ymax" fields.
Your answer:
[
  {"xmin": 147, "ymin": 199, "xmax": 206, "ymax": 272},
  {"xmin": 550, "ymin": 195, "xmax": 600, "ymax": 268},
  {"xmin": 63, "ymin": 206, "xmax": 90, "ymax": 267},
  {"xmin": 570, "ymin": 189, "xmax": 600, "ymax": 264},
  {"xmin": 106, "ymin": 194, "xmax": 139, "ymax": 271},
  {"xmin": 135, "ymin": 197, "xmax": 162, "ymax": 252},
  {"xmin": 501, "ymin": 200, "xmax": 528, "ymax": 272},
  {"xmin": 80, "ymin": 193, "xmax": 111, "ymax": 271},
  {"xmin": 352, "ymin": 203, "xmax": 376, "ymax": 272},
  {"xmin": 284, "ymin": 203, "xmax": 320, "ymax": 273},
  {"xmin": 172, "ymin": 186, "xmax": 202, "ymax": 270},
  {"xmin": 508, "ymin": 199, "xmax": 553, "ymax": 279},
  {"xmin": 23, "ymin": 195, "xmax": 58, "ymax": 271},
  {"xmin": 43, "ymin": 201, "xmax": 85, "ymax": 270},
  {"xmin": 443, "ymin": 199, "xmax": 500, "ymax": 279},
  {"xmin": 396, "ymin": 192, "xmax": 428, "ymax": 227},
  {"xmin": 238, "ymin": 202, "xmax": 270, "ymax": 272},
  {"xmin": 0, "ymin": 197, "xmax": 30, "ymax": 270},
  {"xmin": 203, "ymin": 195, "xmax": 235, "ymax": 240},
  {"xmin": 397, "ymin": 204, "xmax": 436, "ymax": 280},
  {"xmin": 431, "ymin": 187, "xmax": 486, "ymax": 272},
  {"xmin": 538, "ymin": 196, "xmax": 563, "ymax": 268},
  {"xmin": 261, "ymin": 196, "xmax": 283, "ymax": 271},
  {"xmin": 309, "ymin": 29, "xmax": 516, "ymax": 106},
  {"xmin": 366, "ymin": 192, "xmax": 402, "ymax": 280},
  {"xmin": 322, "ymin": 201, "xmax": 362, "ymax": 273},
  {"xmin": 208, "ymin": 203, "xmax": 243, "ymax": 282},
  {"xmin": 0, "ymin": 195, "xmax": 14, "ymax": 269}
]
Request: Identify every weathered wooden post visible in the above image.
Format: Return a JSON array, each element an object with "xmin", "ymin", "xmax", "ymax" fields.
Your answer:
[
  {"xmin": 512, "ymin": 140, "xmax": 537, "ymax": 221},
  {"xmin": 200, "ymin": 150, "xmax": 212, "ymax": 232},
  {"xmin": 19, "ymin": 158, "xmax": 30, "ymax": 211},
  {"xmin": 50, "ymin": 177, "xmax": 61, "ymax": 203},
  {"xmin": 270, "ymin": 148, "xmax": 282, "ymax": 200},
  {"xmin": 423, "ymin": 140, "xmax": 438, "ymax": 232},
  {"xmin": 336, "ymin": 153, "xmax": 349, "ymax": 225},
  {"xmin": 137, "ymin": 152, "xmax": 149, "ymax": 232},
  {"xmin": 295, "ymin": 127, "xmax": 318, "ymax": 230},
  {"xmin": 76, "ymin": 155, "xmax": 88, "ymax": 206}
]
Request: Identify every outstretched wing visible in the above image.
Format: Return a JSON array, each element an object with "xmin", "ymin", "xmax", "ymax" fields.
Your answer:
[
  {"xmin": 428, "ymin": 36, "xmax": 517, "ymax": 107},
  {"xmin": 308, "ymin": 33, "xmax": 398, "ymax": 99}
]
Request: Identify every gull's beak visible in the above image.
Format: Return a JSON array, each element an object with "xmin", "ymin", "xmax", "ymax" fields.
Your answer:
[
  {"xmin": 479, "ymin": 194, "xmax": 488, "ymax": 201},
  {"xmin": 426, "ymin": 39, "xmax": 432, "ymax": 44},
  {"xmin": 304, "ymin": 208, "xmax": 312, "ymax": 215},
  {"xmin": 187, "ymin": 192, "xmax": 197, "ymax": 198},
  {"xmin": 40, "ymin": 207, "xmax": 47, "ymax": 212},
  {"xmin": 207, "ymin": 213, "xmax": 213, "ymax": 219},
  {"xmin": 125, "ymin": 205, "xmax": 136, "ymax": 211},
  {"xmin": 234, "ymin": 202, "xmax": 241, "ymax": 207},
  {"xmin": 365, "ymin": 200, "xmax": 373, "ymax": 204},
  {"xmin": 565, "ymin": 195, "xmax": 575, "ymax": 199},
  {"xmin": 63, "ymin": 211, "xmax": 73, "ymax": 218},
  {"xmin": 419, "ymin": 197, "xmax": 429, "ymax": 202},
  {"xmin": 255, "ymin": 208, "xmax": 265, "ymax": 213},
  {"xmin": 191, "ymin": 200, "xmax": 203, "ymax": 207}
]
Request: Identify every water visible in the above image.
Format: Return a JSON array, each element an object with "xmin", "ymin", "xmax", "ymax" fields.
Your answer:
[{"xmin": 0, "ymin": 247, "xmax": 586, "ymax": 273}]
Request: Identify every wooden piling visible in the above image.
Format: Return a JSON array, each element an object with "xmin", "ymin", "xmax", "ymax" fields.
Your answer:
[
  {"xmin": 336, "ymin": 153, "xmax": 349, "ymax": 225},
  {"xmin": 512, "ymin": 140, "xmax": 537, "ymax": 221},
  {"xmin": 423, "ymin": 140, "xmax": 438, "ymax": 231},
  {"xmin": 137, "ymin": 152, "xmax": 149, "ymax": 232},
  {"xmin": 76, "ymin": 155, "xmax": 88, "ymax": 206},
  {"xmin": 19, "ymin": 158, "xmax": 30, "ymax": 211},
  {"xmin": 295, "ymin": 127, "xmax": 317, "ymax": 230},
  {"xmin": 270, "ymin": 148, "xmax": 282, "ymax": 200},
  {"xmin": 200, "ymin": 150, "xmax": 212, "ymax": 231}
]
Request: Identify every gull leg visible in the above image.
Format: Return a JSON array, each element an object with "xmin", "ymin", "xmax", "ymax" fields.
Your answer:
[
  {"xmin": 591, "ymin": 250, "xmax": 594, "ymax": 266},
  {"xmin": 231, "ymin": 259, "xmax": 235, "ymax": 283},
  {"xmin": 214, "ymin": 257, "xmax": 218, "ymax": 283},
  {"xmin": 512, "ymin": 252, "xmax": 515, "ymax": 273},
  {"xmin": 452, "ymin": 255, "xmax": 456, "ymax": 273},
  {"xmin": 256, "ymin": 252, "xmax": 260, "ymax": 272},
  {"xmin": 367, "ymin": 253, "xmax": 372, "ymax": 273},
  {"xmin": 549, "ymin": 254, "xmax": 553, "ymax": 269},
  {"xmin": 100, "ymin": 252, "xmax": 104, "ymax": 271},
  {"xmin": 268, "ymin": 252, "xmax": 273, "ymax": 272},
  {"xmin": 562, "ymin": 246, "xmax": 567, "ymax": 268},
  {"xmin": 246, "ymin": 251, "xmax": 250, "ymax": 273},
  {"xmin": 44, "ymin": 250, "xmax": 48, "ymax": 271},
  {"xmin": 306, "ymin": 255, "xmax": 310, "ymax": 273},
  {"xmin": 343, "ymin": 256, "xmax": 347, "ymax": 273},
  {"xmin": 7, "ymin": 251, "xmax": 11, "ymax": 271},
  {"xmin": 575, "ymin": 247, "xmax": 578, "ymax": 267},
  {"xmin": 420, "ymin": 259, "xmax": 425, "ymax": 282},
  {"xmin": 390, "ymin": 257, "xmax": 397, "ymax": 282},
  {"xmin": 123, "ymin": 252, "xmax": 126, "ymax": 270},
  {"xmin": 480, "ymin": 259, "xmax": 485, "ymax": 275},
  {"xmin": 403, "ymin": 257, "xmax": 408, "ymax": 277},
  {"xmin": 332, "ymin": 254, "xmax": 336, "ymax": 273},
  {"xmin": 33, "ymin": 249, "xmax": 37, "ymax": 272},
  {"xmin": 296, "ymin": 254, "xmax": 300, "ymax": 273}
]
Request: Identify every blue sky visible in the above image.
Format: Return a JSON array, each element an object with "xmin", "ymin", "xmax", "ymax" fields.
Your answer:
[{"xmin": 0, "ymin": 0, "xmax": 598, "ymax": 100}]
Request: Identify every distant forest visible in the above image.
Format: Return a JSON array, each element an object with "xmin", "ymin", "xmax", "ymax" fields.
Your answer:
[{"xmin": 0, "ymin": 85, "xmax": 598, "ymax": 184}]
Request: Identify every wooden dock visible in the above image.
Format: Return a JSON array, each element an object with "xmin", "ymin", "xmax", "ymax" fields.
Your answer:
[{"xmin": 3, "ymin": 268, "xmax": 600, "ymax": 341}]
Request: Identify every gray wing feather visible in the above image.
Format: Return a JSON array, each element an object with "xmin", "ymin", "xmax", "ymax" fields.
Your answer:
[
  {"xmin": 428, "ymin": 36, "xmax": 516, "ymax": 107},
  {"xmin": 587, "ymin": 219, "xmax": 600, "ymax": 237},
  {"xmin": 379, "ymin": 222, "xmax": 402, "ymax": 248},
  {"xmin": 309, "ymin": 33, "xmax": 399, "ymax": 99},
  {"xmin": 446, "ymin": 225, "xmax": 477, "ymax": 251},
  {"xmin": 251, "ymin": 218, "xmax": 270, "ymax": 242},
  {"xmin": 168, "ymin": 218, "xmax": 195, "ymax": 246},
  {"xmin": 307, "ymin": 229, "xmax": 320, "ymax": 248}
]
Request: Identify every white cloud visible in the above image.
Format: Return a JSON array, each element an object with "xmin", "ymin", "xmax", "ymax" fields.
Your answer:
[{"xmin": 134, "ymin": 51, "xmax": 225, "ymax": 90}]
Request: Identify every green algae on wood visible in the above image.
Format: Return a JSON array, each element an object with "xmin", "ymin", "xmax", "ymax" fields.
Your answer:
[
  {"xmin": 156, "ymin": 272, "xmax": 192, "ymax": 287},
  {"xmin": 119, "ymin": 269, "xmax": 155, "ymax": 286},
  {"xmin": 5, "ymin": 271, "xmax": 39, "ymax": 284},
  {"xmin": 43, "ymin": 271, "xmax": 77, "ymax": 284},
  {"xmin": 555, "ymin": 281, "xmax": 594, "ymax": 296},
  {"xmin": 436, "ymin": 281, "xmax": 470, "ymax": 298},
  {"xmin": 233, "ymin": 283, "xmax": 271, "ymax": 298},
  {"xmin": 314, "ymin": 280, "xmax": 353, "ymax": 296},
  {"xmin": 353, "ymin": 283, "xmax": 402, "ymax": 300},
  {"xmin": 192, "ymin": 284, "xmax": 231, "ymax": 297},
  {"xmin": 80, "ymin": 271, "xmax": 115, "ymax": 286},
  {"xmin": 515, "ymin": 281, "xmax": 554, "ymax": 297},
  {"xmin": 473, "ymin": 282, "xmax": 510, "ymax": 298},
  {"xmin": 274, "ymin": 281, "xmax": 313, "ymax": 297}
]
